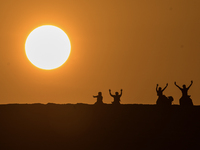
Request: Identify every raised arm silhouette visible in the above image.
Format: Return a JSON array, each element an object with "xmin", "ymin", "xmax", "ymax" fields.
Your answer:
[
  {"xmin": 156, "ymin": 83, "xmax": 173, "ymax": 106},
  {"xmin": 93, "ymin": 92, "xmax": 103, "ymax": 105},
  {"xmin": 109, "ymin": 89, "xmax": 122, "ymax": 105},
  {"xmin": 174, "ymin": 81, "xmax": 193, "ymax": 106},
  {"xmin": 156, "ymin": 83, "xmax": 168, "ymax": 97}
]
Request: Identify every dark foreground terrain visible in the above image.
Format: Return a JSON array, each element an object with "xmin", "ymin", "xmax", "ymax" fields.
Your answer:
[{"xmin": 0, "ymin": 103, "xmax": 200, "ymax": 150}]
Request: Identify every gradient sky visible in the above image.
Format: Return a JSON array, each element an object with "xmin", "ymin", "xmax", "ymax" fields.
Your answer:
[{"xmin": 1, "ymin": 0, "xmax": 200, "ymax": 104}]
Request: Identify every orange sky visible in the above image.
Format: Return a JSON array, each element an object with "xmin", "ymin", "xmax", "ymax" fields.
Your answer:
[{"xmin": 1, "ymin": 0, "xmax": 200, "ymax": 104}]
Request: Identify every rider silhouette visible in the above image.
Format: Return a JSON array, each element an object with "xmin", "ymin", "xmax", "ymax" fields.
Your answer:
[
  {"xmin": 156, "ymin": 83, "xmax": 168, "ymax": 97},
  {"xmin": 93, "ymin": 92, "xmax": 103, "ymax": 105},
  {"xmin": 156, "ymin": 83, "xmax": 170, "ymax": 105},
  {"xmin": 174, "ymin": 81, "xmax": 193, "ymax": 106},
  {"xmin": 109, "ymin": 89, "xmax": 122, "ymax": 105}
]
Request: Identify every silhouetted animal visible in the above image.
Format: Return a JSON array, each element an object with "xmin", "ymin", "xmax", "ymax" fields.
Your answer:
[
  {"xmin": 174, "ymin": 80, "xmax": 193, "ymax": 106},
  {"xmin": 93, "ymin": 92, "xmax": 103, "ymax": 105},
  {"xmin": 156, "ymin": 83, "xmax": 173, "ymax": 106},
  {"xmin": 179, "ymin": 96, "xmax": 193, "ymax": 106},
  {"xmin": 167, "ymin": 96, "xmax": 174, "ymax": 105},
  {"xmin": 109, "ymin": 89, "xmax": 122, "ymax": 105},
  {"xmin": 156, "ymin": 96, "xmax": 174, "ymax": 106}
]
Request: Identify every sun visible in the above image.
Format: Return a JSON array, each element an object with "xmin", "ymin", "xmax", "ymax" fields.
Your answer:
[{"xmin": 25, "ymin": 25, "xmax": 71, "ymax": 70}]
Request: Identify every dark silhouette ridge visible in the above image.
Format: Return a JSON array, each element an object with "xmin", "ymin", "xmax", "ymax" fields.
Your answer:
[
  {"xmin": 0, "ymin": 104, "xmax": 200, "ymax": 150},
  {"xmin": 174, "ymin": 80, "xmax": 193, "ymax": 106},
  {"xmin": 156, "ymin": 83, "xmax": 173, "ymax": 106},
  {"xmin": 93, "ymin": 92, "xmax": 104, "ymax": 105},
  {"xmin": 109, "ymin": 89, "xmax": 122, "ymax": 104}
]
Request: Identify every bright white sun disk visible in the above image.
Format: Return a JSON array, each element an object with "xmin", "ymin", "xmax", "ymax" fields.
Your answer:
[{"xmin": 25, "ymin": 25, "xmax": 71, "ymax": 70}]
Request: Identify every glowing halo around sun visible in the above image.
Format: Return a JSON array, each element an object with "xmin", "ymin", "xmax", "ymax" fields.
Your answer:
[{"xmin": 25, "ymin": 25, "xmax": 71, "ymax": 70}]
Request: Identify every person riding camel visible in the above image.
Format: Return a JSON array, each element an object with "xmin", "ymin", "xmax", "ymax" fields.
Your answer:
[
  {"xmin": 156, "ymin": 83, "xmax": 169, "ymax": 105},
  {"xmin": 174, "ymin": 80, "xmax": 193, "ymax": 106}
]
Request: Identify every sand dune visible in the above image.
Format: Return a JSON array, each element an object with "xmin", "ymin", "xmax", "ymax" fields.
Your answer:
[{"xmin": 0, "ymin": 104, "xmax": 199, "ymax": 150}]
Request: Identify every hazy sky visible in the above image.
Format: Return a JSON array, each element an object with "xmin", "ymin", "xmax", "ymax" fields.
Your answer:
[{"xmin": 1, "ymin": 0, "xmax": 200, "ymax": 104}]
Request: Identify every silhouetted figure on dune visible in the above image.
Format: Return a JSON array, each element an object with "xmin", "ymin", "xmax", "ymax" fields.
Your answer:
[
  {"xmin": 93, "ymin": 92, "xmax": 103, "ymax": 105},
  {"xmin": 109, "ymin": 89, "xmax": 122, "ymax": 105},
  {"xmin": 156, "ymin": 83, "xmax": 173, "ymax": 106},
  {"xmin": 174, "ymin": 81, "xmax": 193, "ymax": 106}
]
